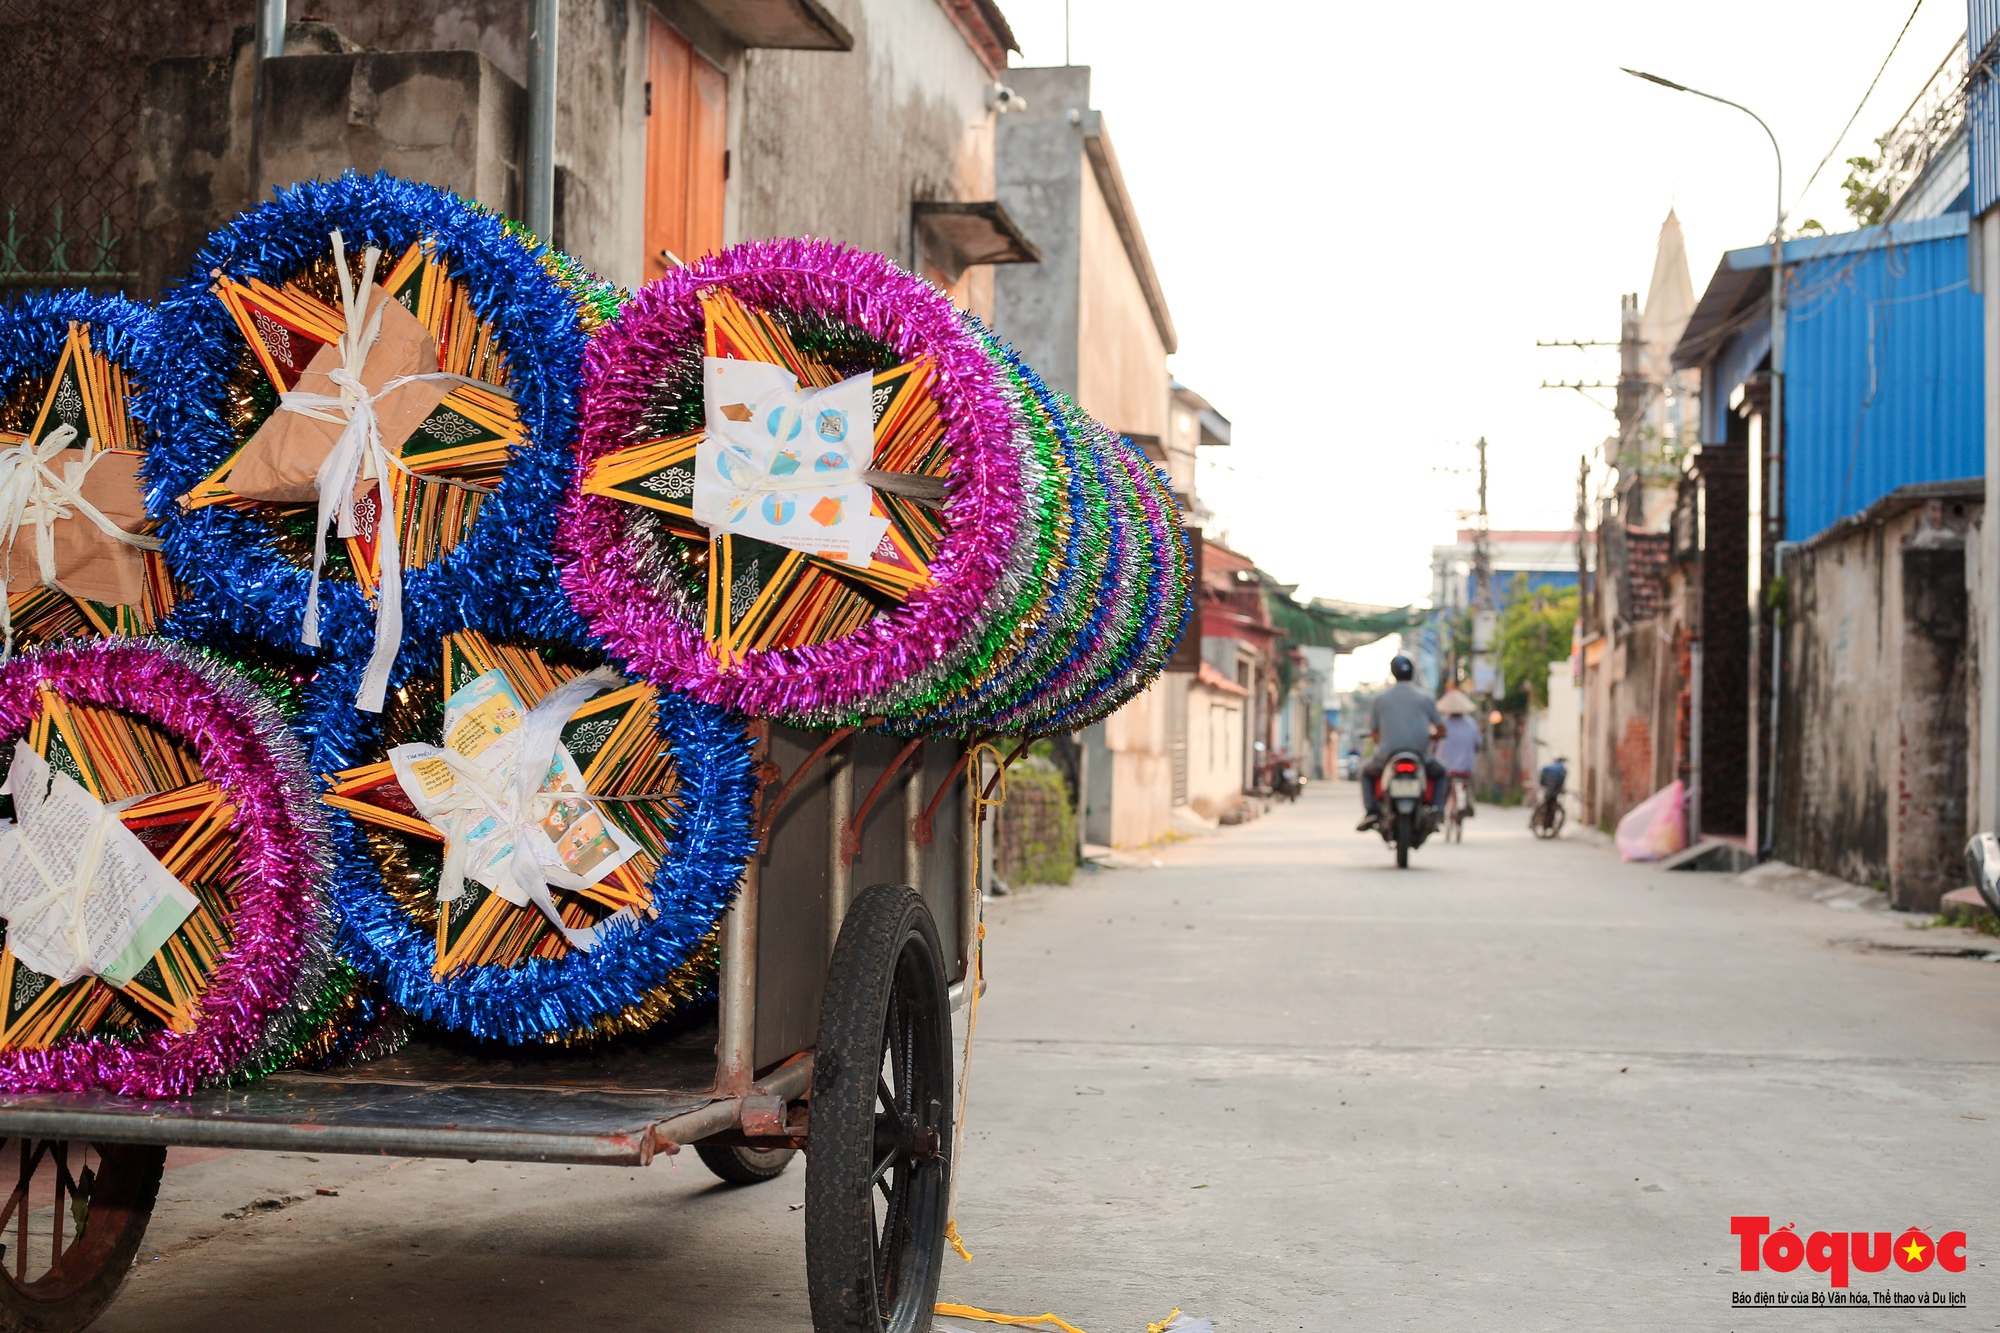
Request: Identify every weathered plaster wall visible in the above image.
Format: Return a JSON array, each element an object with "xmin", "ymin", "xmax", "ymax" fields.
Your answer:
[
  {"xmin": 1777, "ymin": 521, "xmax": 1898, "ymax": 888},
  {"xmin": 1775, "ymin": 494, "xmax": 1979, "ymax": 908},
  {"xmin": 735, "ymin": 0, "xmax": 998, "ymax": 313},
  {"xmin": 1187, "ymin": 681, "xmax": 1245, "ymax": 821},
  {"xmin": 1896, "ymin": 535, "xmax": 1970, "ymax": 909},
  {"xmin": 1103, "ymin": 677, "xmax": 1171, "ymax": 847}
]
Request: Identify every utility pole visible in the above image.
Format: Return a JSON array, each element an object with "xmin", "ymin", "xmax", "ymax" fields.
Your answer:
[
  {"xmin": 1469, "ymin": 437, "xmax": 1497, "ymax": 699},
  {"xmin": 1474, "ymin": 436, "xmax": 1492, "ymax": 610},
  {"xmin": 1623, "ymin": 66, "xmax": 1783, "ymax": 858},
  {"xmin": 1575, "ymin": 455, "xmax": 1590, "ymax": 817}
]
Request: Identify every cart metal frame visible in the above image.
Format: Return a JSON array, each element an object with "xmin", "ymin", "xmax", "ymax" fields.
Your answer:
[{"xmin": 0, "ymin": 723, "xmax": 994, "ymax": 1328}]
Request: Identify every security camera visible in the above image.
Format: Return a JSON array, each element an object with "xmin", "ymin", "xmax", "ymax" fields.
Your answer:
[{"xmin": 989, "ymin": 82, "xmax": 1027, "ymax": 113}]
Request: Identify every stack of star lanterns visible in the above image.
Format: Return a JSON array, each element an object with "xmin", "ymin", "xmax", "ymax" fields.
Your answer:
[
  {"xmin": 0, "ymin": 174, "xmax": 1190, "ymax": 1070},
  {"xmin": 140, "ymin": 173, "xmax": 759, "ymax": 1047}
]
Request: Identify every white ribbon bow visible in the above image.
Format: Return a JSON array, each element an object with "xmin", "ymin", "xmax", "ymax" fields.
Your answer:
[
  {"xmin": 0, "ymin": 421, "xmax": 162, "ymax": 660},
  {"xmin": 422, "ymin": 669, "xmax": 627, "ymax": 952},
  {"xmin": 284, "ymin": 231, "xmax": 475, "ymax": 713}
]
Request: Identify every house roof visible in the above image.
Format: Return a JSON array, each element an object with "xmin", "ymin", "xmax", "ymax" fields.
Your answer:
[
  {"xmin": 1172, "ymin": 382, "xmax": 1231, "ymax": 444},
  {"xmin": 1672, "ymin": 212, "xmax": 1969, "ymax": 370},
  {"xmin": 934, "ymin": 0, "xmax": 1019, "ymax": 76},
  {"xmin": 1196, "ymin": 661, "xmax": 1250, "ymax": 697}
]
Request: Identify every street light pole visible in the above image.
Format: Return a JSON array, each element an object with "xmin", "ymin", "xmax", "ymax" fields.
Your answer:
[{"xmin": 1623, "ymin": 68, "xmax": 1784, "ymax": 856}]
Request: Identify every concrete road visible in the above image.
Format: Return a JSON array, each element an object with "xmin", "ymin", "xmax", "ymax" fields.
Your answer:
[{"xmin": 98, "ymin": 781, "xmax": 2000, "ymax": 1331}]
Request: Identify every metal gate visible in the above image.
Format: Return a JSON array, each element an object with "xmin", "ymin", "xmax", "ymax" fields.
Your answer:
[{"xmin": 0, "ymin": 1, "xmax": 170, "ymax": 291}]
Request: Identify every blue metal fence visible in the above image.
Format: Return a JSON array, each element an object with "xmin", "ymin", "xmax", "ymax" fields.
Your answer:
[{"xmin": 1784, "ymin": 226, "xmax": 1984, "ymax": 540}]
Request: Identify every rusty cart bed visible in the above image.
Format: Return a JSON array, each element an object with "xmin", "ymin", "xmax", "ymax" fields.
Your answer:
[{"xmin": 0, "ymin": 725, "xmax": 989, "ymax": 1333}]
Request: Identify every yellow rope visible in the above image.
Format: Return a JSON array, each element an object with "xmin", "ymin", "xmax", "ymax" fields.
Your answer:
[
  {"xmin": 945, "ymin": 743, "xmax": 1006, "ymax": 1261},
  {"xmin": 935, "ymin": 752, "xmax": 1177, "ymax": 1333},
  {"xmin": 934, "ymin": 1303, "xmax": 1089, "ymax": 1333}
]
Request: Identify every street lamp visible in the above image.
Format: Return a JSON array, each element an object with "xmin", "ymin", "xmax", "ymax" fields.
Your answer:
[{"xmin": 1621, "ymin": 68, "xmax": 1786, "ymax": 855}]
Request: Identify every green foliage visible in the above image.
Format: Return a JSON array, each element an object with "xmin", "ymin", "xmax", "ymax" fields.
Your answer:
[
  {"xmin": 1841, "ymin": 141, "xmax": 1890, "ymax": 228},
  {"xmin": 1495, "ymin": 573, "xmax": 1578, "ymax": 713},
  {"xmin": 994, "ymin": 758, "xmax": 1076, "ymax": 888}
]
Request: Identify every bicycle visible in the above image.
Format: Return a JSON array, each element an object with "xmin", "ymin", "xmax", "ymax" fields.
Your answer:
[
  {"xmin": 1529, "ymin": 786, "xmax": 1566, "ymax": 839},
  {"xmin": 1444, "ymin": 774, "xmax": 1472, "ymax": 842}
]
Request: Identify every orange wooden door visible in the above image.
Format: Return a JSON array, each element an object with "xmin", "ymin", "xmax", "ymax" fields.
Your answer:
[{"xmin": 645, "ymin": 13, "xmax": 726, "ymax": 281}]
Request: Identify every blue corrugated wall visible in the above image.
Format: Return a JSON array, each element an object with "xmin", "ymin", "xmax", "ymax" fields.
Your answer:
[
  {"xmin": 1784, "ymin": 230, "xmax": 1984, "ymax": 541},
  {"xmin": 1972, "ymin": 1, "xmax": 2000, "ymax": 214}
]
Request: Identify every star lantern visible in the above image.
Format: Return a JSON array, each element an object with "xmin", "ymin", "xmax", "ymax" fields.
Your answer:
[
  {"xmin": 181, "ymin": 235, "xmax": 524, "ymax": 703},
  {"xmin": 323, "ymin": 630, "xmax": 689, "ymax": 978},
  {"xmin": 581, "ymin": 291, "xmax": 948, "ymax": 666},
  {"xmin": 0, "ymin": 684, "xmax": 243, "ymax": 1050},
  {"xmin": 0, "ymin": 320, "xmax": 172, "ymax": 652}
]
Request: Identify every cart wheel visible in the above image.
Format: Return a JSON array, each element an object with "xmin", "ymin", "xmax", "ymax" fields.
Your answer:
[
  {"xmin": 806, "ymin": 884, "xmax": 951, "ymax": 1333},
  {"xmin": 695, "ymin": 1144, "xmax": 797, "ymax": 1185},
  {"xmin": 0, "ymin": 1139, "xmax": 164, "ymax": 1333}
]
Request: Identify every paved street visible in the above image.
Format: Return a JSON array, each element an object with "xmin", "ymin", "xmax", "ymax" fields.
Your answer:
[{"xmin": 99, "ymin": 781, "xmax": 2000, "ymax": 1332}]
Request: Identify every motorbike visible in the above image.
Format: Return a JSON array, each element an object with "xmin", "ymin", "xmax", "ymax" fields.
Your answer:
[
  {"xmin": 1965, "ymin": 832, "xmax": 2000, "ymax": 914},
  {"xmin": 1375, "ymin": 750, "xmax": 1439, "ymax": 868},
  {"xmin": 1256, "ymin": 751, "xmax": 1303, "ymax": 801}
]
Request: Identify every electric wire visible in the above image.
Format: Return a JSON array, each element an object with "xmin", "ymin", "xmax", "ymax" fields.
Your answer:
[{"xmin": 1790, "ymin": 0, "xmax": 1927, "ymax": 220}]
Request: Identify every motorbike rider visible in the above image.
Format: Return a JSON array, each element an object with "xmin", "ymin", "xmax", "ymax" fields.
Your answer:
[{"xmin": 1357, "ymin": 654, "xmax": 1448, "ymax": 832}]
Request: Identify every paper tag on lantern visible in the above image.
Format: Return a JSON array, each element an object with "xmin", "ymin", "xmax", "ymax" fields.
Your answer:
[{"xmin": 695, "ymin": 358, "xmax": 892, "ymax": 567}]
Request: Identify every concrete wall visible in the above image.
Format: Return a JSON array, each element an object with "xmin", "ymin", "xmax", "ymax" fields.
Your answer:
[
  {"xmin": 259, "ymin": 52, "xmax": 526, "ymax": 217},
  {"xmin": 131, "ymin": 0, "xmax": 1004, "ymax": 296},
  {"xmin": 1075, "ymin": 158, "xmax": 1168, "ymax": 439},
  {"xmin": 991, "ymin": 65, "xmax": 1087, "ymax": 394},
  {"xmin": 1102, "ymin": 677, "xmax": 1171, "ymax": 848},
  {"xmin": 992, "ymin": 65, "xmax": 1167, "ymax": 438},
  {"xmin": 1774, "ymin": 491, "xmax": 1981, "ymax": 909}
]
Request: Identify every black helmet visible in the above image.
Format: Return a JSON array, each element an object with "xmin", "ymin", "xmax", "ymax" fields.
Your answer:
[{"xmin": 1390, "ymin": 654, "xmax": 1414, "ymax": 681}]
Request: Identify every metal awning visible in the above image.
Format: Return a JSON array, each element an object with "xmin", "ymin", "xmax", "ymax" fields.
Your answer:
[
  {"xmin": 912, "ymin": 200, "xmax": 1040, "ymax": 280},
  {"xmin": 690, "ymin": 0, "xmax": 853, "ymax": 50}
]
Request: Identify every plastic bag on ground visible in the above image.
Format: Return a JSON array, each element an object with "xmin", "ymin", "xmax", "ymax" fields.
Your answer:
[{"xmin": 1614, "ymin": 780, "xmax": 1686, "ymax": 862}]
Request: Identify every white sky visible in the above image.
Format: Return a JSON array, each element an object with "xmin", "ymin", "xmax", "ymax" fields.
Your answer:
[{"xmin": 1003, "ymin": 0, "xmax": 1966, "ymax": 676}]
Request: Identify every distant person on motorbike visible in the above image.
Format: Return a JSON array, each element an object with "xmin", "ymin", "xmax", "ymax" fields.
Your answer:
[
  {"xmin": 1434, "ymin": 697, "xmax": 1481, "ymax": 818},
  {"xmin": 1357, "ymin": 655, "xmax": 1447, "ymax": 832}
]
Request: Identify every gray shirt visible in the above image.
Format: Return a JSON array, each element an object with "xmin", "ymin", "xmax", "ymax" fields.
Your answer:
[
  {"xmin": 1369, "ymin": 683, "xmax": 1443, "ymax": 757},
  {"xmin": 1436, "ymin": 714, "xmax": 1480, "ymax": 772}
]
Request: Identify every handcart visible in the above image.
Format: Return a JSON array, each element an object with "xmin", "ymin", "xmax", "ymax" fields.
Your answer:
[{"xmin": 0, "ymin": 723, "xmax": 991, "ymax": 1333}]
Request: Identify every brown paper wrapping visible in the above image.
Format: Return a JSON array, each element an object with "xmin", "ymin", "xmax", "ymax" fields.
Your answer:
[
  {"xmin": 3, "ymin": 448, "xmax": 151, "ymax": 607},
  {"xmin": 226, "ymin": 287, "xmax": 451, "ymax": 504}
]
